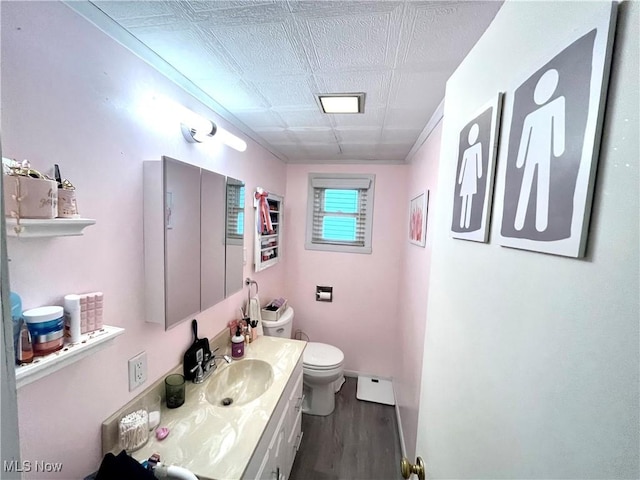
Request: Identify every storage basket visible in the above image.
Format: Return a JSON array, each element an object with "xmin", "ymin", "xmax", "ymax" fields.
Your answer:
[{"xmin": 261, "ymin": 300, "xmax": 288, "ymax": 321}]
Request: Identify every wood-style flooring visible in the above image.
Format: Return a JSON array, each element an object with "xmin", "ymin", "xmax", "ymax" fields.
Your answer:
[{"xmin": 289, "ymin": 376, "xmax": 402, "ymax": 480}]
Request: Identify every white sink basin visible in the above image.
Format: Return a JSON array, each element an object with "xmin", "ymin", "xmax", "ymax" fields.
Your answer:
[{"xmin": 205, "ymin": 359, "xmax": 274, "ymax": 407}]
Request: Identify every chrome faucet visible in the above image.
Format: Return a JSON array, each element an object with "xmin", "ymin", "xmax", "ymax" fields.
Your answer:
[{"xmin": 190, "ymin": 348, "xmax": 232, "ymax": 384}]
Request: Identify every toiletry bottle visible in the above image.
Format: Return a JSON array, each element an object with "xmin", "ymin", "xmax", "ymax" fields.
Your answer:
[
  {"xmin": 10, "ymin": 292, "xmax": 22, "ymax": 361},
  {"xmin": 245, "ymin": 321, "xmax": 252, "ymax": 344},
  {"xmin": 17, "ymin": 323, "xmax": 33, "ymax": 364},
  {"xmin": 231, "ymin": 326, "xmax": 245, "ymax": 359},
  {"xmin": 64, "ymin": 294, "xmax": 81, "ymax": 343}
]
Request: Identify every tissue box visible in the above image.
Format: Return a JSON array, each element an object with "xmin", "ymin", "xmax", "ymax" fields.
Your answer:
[
  {"xmin": 3, "ymin": 175, "xmax": 58, "ymax": 219},
  {"xmin": 261, "ymin": 301, "xmax": 288, "ymax": 321}
]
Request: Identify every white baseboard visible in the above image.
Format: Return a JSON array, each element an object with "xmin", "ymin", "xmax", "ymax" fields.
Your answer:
[
  {"xmin": 343, "ymin": 370, "xmax": 406, "ymax": 457},
  {"xmin": 393, "ymin": 382, "xmax": 407, "ymax": 458}
]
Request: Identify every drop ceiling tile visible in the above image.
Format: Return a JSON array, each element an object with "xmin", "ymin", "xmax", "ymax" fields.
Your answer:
[
  {"xmin": 234, "ymin": 110, "xmax": 287, "ymax": 129},
  {"xmin": 253, "ymin": 129, "xmax": 299, "ymax": 144},
  {"xmin": 198, "ymin": 78, "xmax": 267, "ymax": 111},
  {"xmin": 129, "ymin": 29, "xmax": 241, "ymax": 81},
  {"xmin": 250, "ymin": 75, "xmax": 318, "ymax": 108},
  {"xmin": 296, "ymin": 144, "xmax": 341, "ymax": 156},
  {"xmin": 300, "ymin": 9, "xmax": 402, "ymax": 72},
  {"xmin": 339, "ymin": 144, "xmax": 380, "ymax": 156},
  {"xmin": 271, "ymin": 144, "xmax": 311, "ymax": 157},
  {"xmin": 187, "ymin": 1, "xmax": 291, "ymax": 26},
  {"xmin": 380, "ymin": 128, "xmax": 423, "ymax": 144},
  {"xmin": 288, "ymin": 129, "xmax": 337, "ymax": 144},
  {"xmin": 91, "ymin": 1, "xmax": 176, "ymax": 22},
  {"xmin": 330, "ymin": 107, "xmax": 385, "ymax": 129},
  {"xmin": 273, "ymin": 109, "xmax": 333, "ymax": 129},
  {"xmin": 390, "ymin": 70, "xmax": 449, "ymax": 109},
  {"xmin": 336, "ymin": 128, "xmax": 382, "ymax": 144},
  {"xmin": 208, "ymin": 20, "xmax": 309, "ymax": 76},
  {"xmin": 398, "ymin": 2, "xmax": 502, "ymax": 68},
  {"xmin": 289, "ymin": 1, "xmax": 403, "ymax": 17},
  {"xmin": 384, "ymin": 107, "xmax": 432, "ymax": 130},
  {"xmin": 372, "ymin": 144, "xmax": 413, "ymax": 160}
]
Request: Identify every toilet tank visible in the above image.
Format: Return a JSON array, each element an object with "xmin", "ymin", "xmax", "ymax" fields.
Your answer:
[{"xmin": 261, "ymin": 306, "xmax": 294, "ymax": 338}]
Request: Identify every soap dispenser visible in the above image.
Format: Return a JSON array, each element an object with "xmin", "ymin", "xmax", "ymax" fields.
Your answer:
[{"xmin": 231, "ymin": 326, "xmax": 245, "ymax": 359}]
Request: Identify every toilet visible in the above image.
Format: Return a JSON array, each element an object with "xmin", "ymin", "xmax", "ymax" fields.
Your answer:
[{"xmin": 261, "ymin": 306, "xmax": 345, "ymax": 416}]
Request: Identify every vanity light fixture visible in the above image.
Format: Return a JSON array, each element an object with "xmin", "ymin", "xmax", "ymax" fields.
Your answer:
[
  {"xmin": 317, "ymin": 93, "xmax": 365, "ymax": 114},
  {"xmin": 180, "ymin": 109, "xmax": 247, "ymax": 152}
]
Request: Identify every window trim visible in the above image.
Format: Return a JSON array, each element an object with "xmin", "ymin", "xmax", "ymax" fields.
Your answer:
[{"xmin": 305, "ymin": 173, "xmax": 375, "ymax": 254}]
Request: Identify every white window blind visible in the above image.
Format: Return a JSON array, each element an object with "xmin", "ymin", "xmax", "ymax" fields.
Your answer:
[
  {"xmin": 226, "ymin": 182, "xmax": 244, "ymax": 241},
  {"xmin": 306, "ymin": 174, "xmax": 375, "ymax": 254}
]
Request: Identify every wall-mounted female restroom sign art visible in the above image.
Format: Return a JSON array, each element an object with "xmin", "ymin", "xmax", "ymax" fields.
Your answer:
[
  {"xmin": 451, "ymin": 93, "xmax": 503, "ymax": 243},
  {"xmin": 497, "ymin": 3, "xmax": 617, "ymax": 257}
]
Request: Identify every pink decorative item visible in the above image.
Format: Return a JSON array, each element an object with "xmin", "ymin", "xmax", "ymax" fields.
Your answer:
[
  {"xmin": 255, "ymin": 189, "xmax": 273, "ymax": 234},
  {"xmin": 155, "ymin": 427, "xmax": 169, "ymax": 441}
]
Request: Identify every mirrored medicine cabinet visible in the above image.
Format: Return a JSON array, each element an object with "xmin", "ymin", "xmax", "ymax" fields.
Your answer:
[{"xmin": 143, "ymin": 156, "xmax": 245, "ymax": 330}]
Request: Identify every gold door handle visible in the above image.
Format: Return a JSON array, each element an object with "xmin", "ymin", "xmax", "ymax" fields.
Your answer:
[{"xmin": 401, "ymin": 456, "xmax": 425, "ymax": 480}]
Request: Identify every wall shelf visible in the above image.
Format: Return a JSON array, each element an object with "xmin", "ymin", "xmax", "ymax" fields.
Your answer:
[
  {"xmin": 254, "ymin": 191, "xmax": 283, "ymax": 272},
  {"xmin": 6, "ymin": 217, "xmax": 96, "ymax": 238},
  {"xmin": 15, "ymin": 325, "xmax": 124, "ymax": 388}
]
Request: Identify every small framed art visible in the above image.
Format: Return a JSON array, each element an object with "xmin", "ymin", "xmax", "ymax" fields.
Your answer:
[{"xmin": 409, "ymin": 190, "xmax": 428, "ymax": 247}]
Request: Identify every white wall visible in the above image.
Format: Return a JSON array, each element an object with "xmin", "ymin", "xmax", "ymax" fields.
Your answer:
[
  {"xmin": 394, "ymin": 119, "xmax": 442, "ymax": 459},
  {"xmin": 417, "ymin": 1, "xmax": 639, "ymax": 478},
  {"xmin": 284, "ymin": 164, "xmax": 406, "ymax": 378}
]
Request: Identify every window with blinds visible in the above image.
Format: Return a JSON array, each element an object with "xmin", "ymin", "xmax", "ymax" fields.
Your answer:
[
  {"xmin": 306, "ymin": 174, "xmax": 375, "ymax": 254},
  {"xmin": 226, "ymin": 181, "xmax": 245, "ymax": 244}
]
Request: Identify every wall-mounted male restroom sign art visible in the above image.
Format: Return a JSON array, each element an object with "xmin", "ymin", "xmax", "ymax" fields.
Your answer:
[
  {"xmin": 497, "ymin": 3, "xmax": 617, "ymax": 258},
  {"xmin": 451, "ymin": 93, "xmax": 503, "ymax": 243}
]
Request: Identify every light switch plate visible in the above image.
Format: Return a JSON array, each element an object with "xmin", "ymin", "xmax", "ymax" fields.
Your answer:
[{"xmin": 128, "ymin": 351, "xmax": 147, "ymax": 391}]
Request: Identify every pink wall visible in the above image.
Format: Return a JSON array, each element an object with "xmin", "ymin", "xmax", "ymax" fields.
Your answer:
[
  {"xmin": 395, "ymin": 120, "xmax": 443, "ymax": 458},
  {"xmin": 1, "ymin": 2, "xmax": 286, "ymax": 478},
  {"xmin": 284, "ymin": 164, "xmax": 407, "ymax": 378}
]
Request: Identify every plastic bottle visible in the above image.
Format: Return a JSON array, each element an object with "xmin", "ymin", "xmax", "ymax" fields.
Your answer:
[
  {"xmin": 231, "ymin": 326, "xmax": 245, "ymax": 359},
  {"xmin": 17, "ymin": 323, "xmax": 33, "ymax": 364},
  {"xmin": 10, "ymin": 292, "xmax": 22, "ymax": 360},
  {"xmin": 64, "ymin": 294, "xmax": 81, "ymax": 343}
]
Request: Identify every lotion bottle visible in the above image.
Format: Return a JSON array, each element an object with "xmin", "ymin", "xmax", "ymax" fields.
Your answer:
[
  {"xmin": 231, "ymin": 326, "xmax": 245, "ymax": 359},
  {"xmin": 64, "ymin": 294, "xmax": 81, "ymax": 343}
]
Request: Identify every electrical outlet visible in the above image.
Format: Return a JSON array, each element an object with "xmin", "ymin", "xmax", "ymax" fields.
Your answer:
[{"xmin": 128, "ymin": 351, "xmax": 147, "ymax": 391}]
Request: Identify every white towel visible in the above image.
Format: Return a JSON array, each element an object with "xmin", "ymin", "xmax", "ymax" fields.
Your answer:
[{"xmin": 248, "ymin": 295, "xmax": 264, "ymax": 336}]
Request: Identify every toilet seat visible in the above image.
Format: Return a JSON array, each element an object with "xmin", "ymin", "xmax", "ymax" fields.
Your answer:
[{"xmin": 303, "ymin": 342, "xmax": 344, "ymax": 371}]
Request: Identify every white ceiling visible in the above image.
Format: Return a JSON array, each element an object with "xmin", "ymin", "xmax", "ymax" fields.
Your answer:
[{"xmin": 84, "ymin": 0, "xmax": 503, "ymax": 164}]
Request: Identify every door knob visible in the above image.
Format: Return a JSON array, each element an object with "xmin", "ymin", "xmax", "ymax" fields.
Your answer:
[{"xmin": 401, "ymin": 456, "xmax": 425, "ymax": 480}]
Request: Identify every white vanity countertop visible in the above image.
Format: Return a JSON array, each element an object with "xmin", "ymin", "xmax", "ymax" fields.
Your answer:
[{"xmin": 132, "ymin": 335, "xmax": 306, "ymax": 480}]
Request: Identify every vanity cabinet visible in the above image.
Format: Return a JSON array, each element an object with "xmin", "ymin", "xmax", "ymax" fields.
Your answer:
[
  {"xmin": 244, "ymin": 357, "xmax": 303, "ymax": 480},
  {"xmin": 254, "ymin": 191, "xmax": 283, "ymax": 272}
]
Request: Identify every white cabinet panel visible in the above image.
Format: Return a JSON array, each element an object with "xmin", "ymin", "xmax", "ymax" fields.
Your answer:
[{"xmin": 244, "ymin": 357, "xmax": 303, "ymax": 480}]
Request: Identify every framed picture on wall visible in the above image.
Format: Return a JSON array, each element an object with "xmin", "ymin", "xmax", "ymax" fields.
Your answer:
[
  {"xmin": 496, "ymin": 3, "xmax": 617, "ymax": 258},
  {"xmin": 409, "ymin": 190, "xmax": 428, "ymax": 247},
  {"xmin": 450, "ymin": 93, "xmax": 504, "ymax": 243}
]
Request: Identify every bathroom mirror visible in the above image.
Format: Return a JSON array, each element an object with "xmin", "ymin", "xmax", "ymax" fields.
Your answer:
[
  {"xmin": 143, "ymin": 156, "xmax": 245, "ymax": 330},
  {"xmin": 164, "ymin": 157, "xmax": 202, "ymax": 327},
  {"xmin": 225, "ymin": 177, "xmax": 245, "ymax": 297},
  {"xmin": 201, "ymin": 169, "xmax": 226, "ymax": 311}
]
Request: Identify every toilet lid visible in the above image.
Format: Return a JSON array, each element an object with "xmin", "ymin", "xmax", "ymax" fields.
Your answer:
[{"xmin": 303, "ymin": 342, "xmax": 344, "ymax": 369}]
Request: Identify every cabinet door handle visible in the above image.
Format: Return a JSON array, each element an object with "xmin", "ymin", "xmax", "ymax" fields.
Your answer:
[
  {"xmin": 295, "ymin": 395, "xmax": 305, "ymax": 411},
  {"xmin": 295, "ymin": 431, "xmax": 304, "ymax": 451}
]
